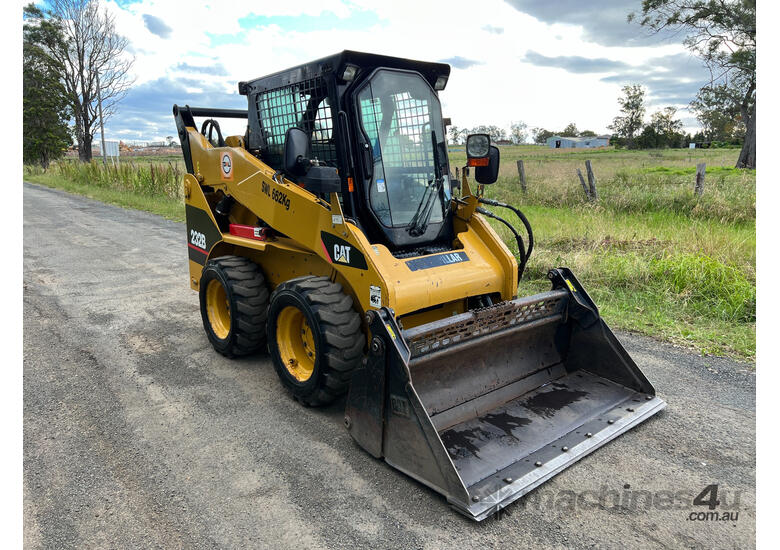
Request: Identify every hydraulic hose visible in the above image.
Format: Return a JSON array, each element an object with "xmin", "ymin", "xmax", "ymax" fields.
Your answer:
[
  {"xmin": 476, "ymin": 206, "xmax": 527, "ymax": 280},
  {"xmin": 478, "ymin": 197, "xmax": 534, "ymax": 260},
  {"xmin": 200, "ymin": 118, "xmax": 225, "ymax": 147}
]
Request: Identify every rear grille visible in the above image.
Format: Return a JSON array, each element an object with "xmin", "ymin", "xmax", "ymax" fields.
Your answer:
[{"xmin": 403, "ymin": 291, "xmax": 568, "ymax": 358}]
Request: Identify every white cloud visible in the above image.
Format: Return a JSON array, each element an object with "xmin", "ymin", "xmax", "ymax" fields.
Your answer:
[{"xmin": 100, "ymin": 0, "xmax": 703, "ymax": 141}]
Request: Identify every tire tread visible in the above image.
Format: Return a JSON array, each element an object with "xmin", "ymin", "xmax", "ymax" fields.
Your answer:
[
  {"xmin": 269, "ymin": 276, "xmax": 364, "ymax": 406},
  {"xmin": 201, "ymin": 256, "xmax": 269, "ymax": 358}
]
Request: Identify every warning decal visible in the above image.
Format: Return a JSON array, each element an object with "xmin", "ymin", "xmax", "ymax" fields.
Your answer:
[
  {"xmin": 220, "ymin": 152, "xmax": 233, "ymax": 181},
  {"xmin": 370, "ymin": 285, "xmax": 382, "ymax": 308}
]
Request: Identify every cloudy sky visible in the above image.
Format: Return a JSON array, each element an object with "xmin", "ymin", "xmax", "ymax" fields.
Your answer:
[{"xmin": 60, "ymin": 0, "xmax": 711, "ymax": 142}]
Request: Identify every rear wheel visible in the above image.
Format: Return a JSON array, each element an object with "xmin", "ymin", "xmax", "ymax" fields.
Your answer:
[
  {"xmin": 267, "ymin": 276, "xmax": 364, "ymax": 406},
  {"xmin": 200, "ymin": 256, "xmax": 269, "ymax": 357}
]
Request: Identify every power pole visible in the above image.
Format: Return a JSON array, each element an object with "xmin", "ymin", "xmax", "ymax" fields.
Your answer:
[{"xmin": 97, "ymin": 73, "xmax": 107, "ymax": 165}]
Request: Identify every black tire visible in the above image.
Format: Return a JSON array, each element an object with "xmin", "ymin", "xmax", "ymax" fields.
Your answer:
[
  {"xmin": 199, "ymin": 256, "xmax": 269, "ymax": 357},
  {"xmin": 267, "ymin": 276, "xmax": 364, "ymax": 406}
]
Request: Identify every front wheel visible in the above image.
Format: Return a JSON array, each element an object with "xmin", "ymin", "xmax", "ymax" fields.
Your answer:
[
  {"xmin": 199, "ymin": 256, "xmax": 269, "ymax": 357},
  {"xmin": 267, "ymin": 276, "xmax": 364, "ymax": 406}
]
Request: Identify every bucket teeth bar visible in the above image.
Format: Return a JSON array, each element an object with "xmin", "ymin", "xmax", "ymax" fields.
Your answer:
[
  {"xmin": 344, "ymin": 268, "xmax": 666, "ymax": 521},
  {"xmin": 403, "ymin": 290, "xmax": 568, "ymax": 358}
]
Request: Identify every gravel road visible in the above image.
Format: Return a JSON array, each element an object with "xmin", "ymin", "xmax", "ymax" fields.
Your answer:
[{"xmin": 23, "ymin": 182, "xmax": 756, "ymax": 549}]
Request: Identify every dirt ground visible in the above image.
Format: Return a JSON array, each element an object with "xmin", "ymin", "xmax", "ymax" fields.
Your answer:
[{"xmin": 23, "ymin": 183, "xmax": 755, "ymax": 549}]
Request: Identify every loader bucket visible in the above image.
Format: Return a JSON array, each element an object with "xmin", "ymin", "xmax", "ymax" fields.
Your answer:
[{"xmin": 345, "ymin": 268, "xmax": 665, "ymax": 521}]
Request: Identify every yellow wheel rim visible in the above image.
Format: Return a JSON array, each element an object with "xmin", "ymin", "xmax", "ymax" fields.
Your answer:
[
  {"xmin": 276, "ymin": 306, "xmax": 316, "ymax": 382},
  {"xmin": 206, "ymin": 279, "xmax": 231, "ymax": 340}
]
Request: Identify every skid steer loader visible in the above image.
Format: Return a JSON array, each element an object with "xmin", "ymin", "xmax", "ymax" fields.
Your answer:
[{"xmin": 173, "ymin": 50, "xmax": 665, "ymax": 520}]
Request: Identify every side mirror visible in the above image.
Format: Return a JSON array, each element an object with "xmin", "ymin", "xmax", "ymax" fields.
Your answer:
[
  {"xmin": 475, "ymin": 145, "xmax": 500, "ymax": 185},
  {"xmin": 284, "ymin": 127, "xmax": 310, "ymax": 176},
  {"xmin": 284, "ymin": 127, "xmax": 341, "ymax": 194},
  {"xmin": 303, "ymin": 166, "xmax": 342, "ymax": 194}
]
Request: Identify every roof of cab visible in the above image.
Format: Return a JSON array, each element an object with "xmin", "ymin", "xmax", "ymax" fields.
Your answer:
[{"xmin": 238, "ymin": 50, "xmax": 451, "ymax": 95}]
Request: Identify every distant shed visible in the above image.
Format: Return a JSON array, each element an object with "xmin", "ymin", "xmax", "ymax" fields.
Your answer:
[{"xmin": 546, "ymin": 135, "xmax": 610, "ymax": 149}]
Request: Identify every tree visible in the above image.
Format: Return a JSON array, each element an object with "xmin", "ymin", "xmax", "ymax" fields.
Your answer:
[
  {"xmin": 633, "ymin": 0, "xmax": 755, "ymax": 168},
  {"xmin": 470, "ymin": 125, "xmax": 507, "ymax": 142},
  {"xmin": 635, "ymin": 125, "xmax": 657, "ymax": 149},
  {"xmin": 37, "ymin": 0, "xmax": 134, "ymax": 161},
  {"xmin": 560, "ymin": 123, "xmax": 578, "ymax": 137},
  {"xmin": 531, "ymin": 127, "xmax": 554, "ymax": 145},
  {"xmin": 531, "ymin": 125, "xmax": 596, "ymax": 144},
  {"xmin": 690, "ymin": 82, "xmax": 746, "ymax": 143},
  {"xmin": 633, "ymin": 107, "xmax": 685, "ymax": 149},
  {"xmin": 23, "ymin": 5, "xmax": 71, "ymax": 168},
  {"xmin": 509, "ymin": 121, "xmax": 528, "ymax": 144},
  {"xmin": 447, "ymin": 125, "xmax": 463, "ymax": 145},
  {"xmin": 636, "ymin": 109, "xmax": 680, "ymax": 148},
  {"xmin": 651, "ymin": 107, "xmax": 684, "ymax": 146},
  {"xmin": 608, "ymin": 84, "xmax": 646, "ymax": 149}
]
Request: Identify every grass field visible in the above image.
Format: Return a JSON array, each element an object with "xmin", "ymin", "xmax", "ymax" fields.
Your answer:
[{"xmin": 24, "ymin": 145, "xmax": 756, "ymax": 361}]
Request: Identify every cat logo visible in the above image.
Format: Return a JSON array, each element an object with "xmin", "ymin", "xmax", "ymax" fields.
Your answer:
[
  {"xmin": 334, "ymin": 244, "xmax": 351, "ymax": 264},
  {"xmin": 320, "ymin": 232, "xmax": 367, "ymax": 270}
]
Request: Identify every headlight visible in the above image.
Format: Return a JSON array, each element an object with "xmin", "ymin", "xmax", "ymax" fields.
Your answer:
[
  {"xmin": 466, "ymin": 134, "xmax": 490, "ymax": 158},
  {"xmin": 341, "ymin": 64, "xmax": 359, "ymax": 82}
]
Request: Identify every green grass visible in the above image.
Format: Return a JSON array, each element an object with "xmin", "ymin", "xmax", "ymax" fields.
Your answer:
[
  {"xmin": 498, "ymin": 206, "xmax": 755, "ymax": 358},
  {"xmin": 639, "ymin": 165, "xmax": 742, "ymax": 176},
  {"xmin": 25, "ymin": 171, "xmax": 185, "ymax": 222},
  {"xmin": 471, "ymin": 145, "xmax": 755, "ymax": 361},
  {"xmin": 24, "ymin": 146, "xmax": 756, "ymax": 361},
  {"xmin": 452, "ymin": 145, "xmax": 755, "ymax": 224},
  {"xmin": 113, "ymin": 154, "xmax": 183, "ymax": 164}
]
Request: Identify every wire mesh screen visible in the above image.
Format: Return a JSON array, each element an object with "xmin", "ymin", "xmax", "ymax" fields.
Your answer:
[
  {"xmin": 359, "ymin": 93, "xmax": 434, "ymax": 171},
  {"xmin": 254, "ymin": 77, "xmax": 337, "ymax": 170},
  {"xmin": 357, "ymin": 71, "xmax": 445, "ymax": 228}
]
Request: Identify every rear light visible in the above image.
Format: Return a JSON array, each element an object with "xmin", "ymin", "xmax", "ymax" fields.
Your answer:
[
  {"xmin": 229, "ymin": 224, "xmax": 271, "ymax": 241},
  {"xmin": 348, "ymin": 176, "xmax": 354, "ymax": 192},
  {"xmin": 467, "ymin": 157, "xmax": 489, "ymax": 167}
]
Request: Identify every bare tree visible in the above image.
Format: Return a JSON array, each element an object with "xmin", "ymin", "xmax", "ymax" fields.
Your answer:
[{"xmin": 45, "ymin": 0, "xmax": 134, "ymax": 161}]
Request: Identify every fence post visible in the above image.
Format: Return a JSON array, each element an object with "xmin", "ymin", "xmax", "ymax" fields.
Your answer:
[
  {"xmin": 695, "ymin": 163, "xmax": 706, "ymax": 196},
  {"xmin": 577, "ymin": 168, "xmax": 590, "ymax": 199},
  {"xmin": 516, "ymin": 160, "xmax": 527, "ymax": 193},
  {"xmin": 585, "ymin": 160, "xmax": 598, "ymax": 201}
]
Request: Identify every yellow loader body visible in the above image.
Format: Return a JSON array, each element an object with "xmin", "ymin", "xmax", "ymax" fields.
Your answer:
[
  {"xmin": 182, "ymin": 127, "xmax": 516, "ymax": 326},
  {"xmin": 174, "ymin": 50, "xmax": 664, "ymax": 520}
]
